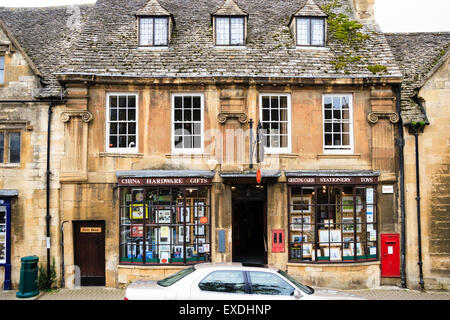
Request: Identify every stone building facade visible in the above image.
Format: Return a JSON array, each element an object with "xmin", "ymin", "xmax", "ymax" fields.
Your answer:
[
  {"xmin": 0, "ymin": 0, "xmax": 447, "ymax": 292},
  {"xmin": 386, "ymin": 33, "xmax": 450, "ymax": 290}
]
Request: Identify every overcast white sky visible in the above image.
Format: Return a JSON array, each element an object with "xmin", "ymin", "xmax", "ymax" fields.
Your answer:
[{"xmin": 0, "ymin": 0, "xmax": 449, "ymax": 32}]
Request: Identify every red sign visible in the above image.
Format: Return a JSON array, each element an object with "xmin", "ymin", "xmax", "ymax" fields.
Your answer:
[
  {"xmin": 131, "ymin": 225, "xmax": 143, "ymax": 237},
  {"xmin": 118, "ymin": 177, "xmax": 212, "ymax": 186},
  {"xmin": 256, "ymin": 169, "xmax": 262, "ymax": 184},
  {"xmin": 287, "ymin": 176, "xmax": 378, "ymax": 185},
  {"xmin": 199, "ymin": 216, "xmax": 208, "ymax": 224}
]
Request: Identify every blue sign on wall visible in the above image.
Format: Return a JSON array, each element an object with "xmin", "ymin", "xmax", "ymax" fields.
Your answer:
[{"xmin": 0, "ymin": 198, "xmax": 11, "ymax": 290}]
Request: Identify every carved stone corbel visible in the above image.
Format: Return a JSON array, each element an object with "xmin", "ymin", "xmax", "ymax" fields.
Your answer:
[
  {"xmin": 60, "ymin": 110, "xmax": 93, "ymax": 123},
  {"xmin": 218, "ymin": 112, "xmax": 248, "ymax": 124},
  {"xmin": 367, "ymin": 112, "xmax": 399, "ymax": 124}
]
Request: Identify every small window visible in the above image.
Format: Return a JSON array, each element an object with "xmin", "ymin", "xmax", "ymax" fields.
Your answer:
[
  {"xmin": 0, "ymin": 56, "xmax": 4, "ymax": 84},
  {"xmin": 248, "ymin": 271, "xmax": 295, "ymax": 296},
  {"xmin": 106, "ymin": 93, "xmax": 138, "ymax": 152},
  {"xmin": 323, "ymin": 94, "xmax": 353, "ymax": 153},
  {"xmin": 215, "ymin": 17, "xmax": 245, "ymax": 46},
  {"xmin": 0, "ymin": 131, "xmax": 21, "ymax": 164},
  {"xmin": 172, "ymin": 94, "xmax": 203, "ymax": 153},
  {"xmin": 296, "ymin": 17, "xmax": 325, "ymax": 46},
  {"xmin": 198, "ymin": 271, "xmax": 246, "ymax": 293},
  {"xmin": 139, "ymin": 17, "xmax": 169, "ymax": 46}
]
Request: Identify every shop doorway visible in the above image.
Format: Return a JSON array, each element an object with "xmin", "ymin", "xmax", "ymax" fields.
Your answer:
[
  {"xmin": 73, "ymin": 221, "xmax": 105, "ymax": 286},
  {"xmin": 232, "ymin": 185, "xmax": 267, "ymax": 264}
]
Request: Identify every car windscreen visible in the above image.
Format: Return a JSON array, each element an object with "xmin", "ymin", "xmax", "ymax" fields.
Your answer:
[
  {"xmin": 157, "ymin": 266, "xmax": 196, "ymax": 287},
  {"xmin": 277, "ymin": 270, "xmax": 314, "ymax": 295}
]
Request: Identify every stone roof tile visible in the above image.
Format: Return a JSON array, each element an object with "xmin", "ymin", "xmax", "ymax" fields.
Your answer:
[
  {"xmin": 0, "ymin": 4, "xmax": 94, "ymax": 98},
  {"xmin": 213, "ymin": 0, "xmax": 248, "ymax": 16},
  {"xmin": 136, "ymin": 0, "xmax": 171, "ymax": 16},
  {"xmin": 294, "ymin": 0, "xmax": 327, "ymax": 17},
  {"xmin": 60, "ymin": 0, "xmax": 401, "ymax": 80},
  {"xmin": 385, "ymin": 32, "xmax": 450, "ymax": 124}
]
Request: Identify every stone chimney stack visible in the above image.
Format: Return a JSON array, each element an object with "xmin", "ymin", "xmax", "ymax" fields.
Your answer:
[{"xmin": 351, "ymin": 0, "xmax": 375, "ymax": 23}]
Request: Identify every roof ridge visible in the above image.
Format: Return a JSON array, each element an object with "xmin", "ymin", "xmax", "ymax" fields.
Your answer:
[{"xmin": 213, "ymin": 0, "xmax": 248, "ymax": 16}]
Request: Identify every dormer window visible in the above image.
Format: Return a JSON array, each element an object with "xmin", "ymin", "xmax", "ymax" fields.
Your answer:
[
  {"xmin": 136, "ymin": 0, "xmax": 173, "ymax": 48},
  {"xmin": 212, "ymin": 0, "xmax": 248, "ymax": 47},
  {"xmin": 139, "ymin": 17, "xmax": 169, "ymax": 46},
  {"xmin": 290, "ymin": 0, "xmax": 327, "ymax": 48},
  {"xmin": 215, "ymin": 16, "xmax": 245, "ymax": 46},
  {"xmin": 296, "ymin": 17, "xmax": 325, "ymax": 46}
]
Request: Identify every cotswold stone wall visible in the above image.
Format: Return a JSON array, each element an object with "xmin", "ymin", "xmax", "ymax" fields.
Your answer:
[
  {"xmin": 404, "ymin": 56, "xmax": 450, "ymax": 290},
  {"xmin": 0, "ymin": 27, "xmax": 64, "ymax": 289}
]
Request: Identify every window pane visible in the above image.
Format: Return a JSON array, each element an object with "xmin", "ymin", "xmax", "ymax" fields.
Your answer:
[
  {"xmin": 109, "ymin": 135, "xmax": 117, "ymax": 148},
  {"xmin": 193, "ymin": 96, "xmax": 201, "ymax": 108},
  {"xmin": 230, "ymin": 17, "xmax": 244, "ymax": 45},
  {"xmin": 119, "ymin": 136, "xmax": 127, "ymax": 148},
  {"xmin": 199, "ymin": 271, "xmax": 245, "ymax": 293},
  {"xmin": 139, "ymin": 18, "xmax": 153, "ymax": 46},
  {"xmin": 9, "ymin": 132, "xmax": 21, "ymax": 163},
  {"xmin": 311, "ymin": 19, "xmax": 324, "ymax": 46},
  {"xmin": 119, "ymin": 96, "xmax": 127, "ymax": 108},
  {"xmin": 110, "ymin": 108, "xmax": 117, "ymax": 121},
  {"xmin": 0, "ymin": 133, "xmax": 4, "ymax": 163},
  {"xmin": 154, "ymin": 18, "xmax": 168, "ymax": 45},
  {"xmin": 128, "ymin": 109, "xmax": 136, "ymax": 121},
  {"xmin": 249, "ymin": 271, "xmax": 294, "ymax": 296},
  {"xmin": 296, "ymin": 18, "xmax": 310, "ymax": 45},
  {"xmin": 110, "ymin": 123, "xmax": 118, "ymax": 134},
  {"xmin": 216, "ymin": 17, "xmax": 230, "ymax": 45}
]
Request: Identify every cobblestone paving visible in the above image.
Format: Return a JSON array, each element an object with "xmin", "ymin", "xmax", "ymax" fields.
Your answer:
[
  {"xmin": 346, "ymin": 288, "xmax": 450, "ymax": 300},
  {"xmin": 0, "ymin": 286, "xmax": 449, "ymax": 300}
]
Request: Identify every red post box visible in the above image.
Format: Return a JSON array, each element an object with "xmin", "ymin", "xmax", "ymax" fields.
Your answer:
[
  {"xmin": 272, "ymin": 229, "xmax": 285, "ymax": 253},
  {"xmin": 381, "ymin": 233, "xmax": 400, "ymax": 277}
]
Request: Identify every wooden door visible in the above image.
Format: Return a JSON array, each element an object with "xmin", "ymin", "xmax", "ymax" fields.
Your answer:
[{"xmin": 73, "ymin": 221, "xmax": 105, "ymax": 286}]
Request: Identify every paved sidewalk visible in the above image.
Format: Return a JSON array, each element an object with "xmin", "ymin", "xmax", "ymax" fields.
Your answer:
[{"xmin": 0, "ymin": 286, "xmax": 449, "ymax": 300}]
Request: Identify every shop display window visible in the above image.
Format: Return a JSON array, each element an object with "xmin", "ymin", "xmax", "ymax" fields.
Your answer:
[
  {"xmin": 119, "ymin": 186, "xmax": 211, "ymax": 265},
  {"xmin": 288, "ymin": 185, "xmax": 377, "ymax": 263}
]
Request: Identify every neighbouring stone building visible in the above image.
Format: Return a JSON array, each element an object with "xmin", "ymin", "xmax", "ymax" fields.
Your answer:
[
  {"xmin": 386, "ymin": 32, "xmax": 450, "ymax": 290},
  {"xmin": 0, "ymin": 0, "xmax": 447, "ymax": 293},
  {"xmin": 0, "ymin": 5, "xmax": 93, "ymax": 289}
]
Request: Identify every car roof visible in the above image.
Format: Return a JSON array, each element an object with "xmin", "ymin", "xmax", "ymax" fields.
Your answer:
[{"xmin": 194, "ymin": 262, "xmax": 279, "ymax": 273}]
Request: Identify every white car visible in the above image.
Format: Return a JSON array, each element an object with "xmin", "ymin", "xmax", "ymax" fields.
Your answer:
[{"xmin": 124, "ymin": 262, "xmax": 364, "ymax": 300}]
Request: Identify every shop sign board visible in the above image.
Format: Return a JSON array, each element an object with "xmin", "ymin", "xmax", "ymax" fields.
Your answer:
[
  {"xmin": 287, "ymin": 176, "xmax": 378, "ymax": 185},
  {"xmin": 118, "ymin": 177, "xmax": 212, "ymax": 186}
]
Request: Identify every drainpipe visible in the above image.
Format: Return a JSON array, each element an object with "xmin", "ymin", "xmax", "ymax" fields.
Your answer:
[
  {"xmin": 45, "ymin": 102, "xmax": 54, "ymax": 288},
  {"xmin": 395, "ymin": 84, "xmax": 407, "ymax": 289},
  {"xmin": 411, "ymin": 96, "xmax": 428, "ymax": 291},
  {"xmin": 60, "ymin": 221, "xmax": 69, "ymax": 288}
]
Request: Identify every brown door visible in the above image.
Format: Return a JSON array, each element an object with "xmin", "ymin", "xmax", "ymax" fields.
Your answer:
[{"xmin": 73, "ymin": 221, "xmax": 105, "ymax": 286}]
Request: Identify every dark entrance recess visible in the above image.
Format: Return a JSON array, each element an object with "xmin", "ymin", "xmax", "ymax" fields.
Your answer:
[
  {"xmin": 232, "ymin": 185, "xmax": 267, "ymax": 265},
  {"xmin": 73, "ymin": 221, "xmax": 106, "ymax": 286}
]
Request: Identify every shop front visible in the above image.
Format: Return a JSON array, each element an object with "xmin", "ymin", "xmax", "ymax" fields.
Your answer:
[
  {"xmin": 284, "ymin": 171, "xmax": 382, "ymax": 289},
  {"xmin": 116, "ymin": 171, "xmax": 214, "ymax": 270}
]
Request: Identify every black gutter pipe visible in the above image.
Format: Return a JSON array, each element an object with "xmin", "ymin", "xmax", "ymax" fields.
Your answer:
[
  {"xmin": 413, "ymin": 128, "xmax": 425, "ymax": 291},
  {"xmin": 46, "ymin": 102, "xmax": 53, "ymax": 288},
  {"xmin": 411, "ymin": 95, "xmax": 427, "ymax": 291},
  {"xmin": 395, "ymin": 84, "xmax": 407, "ymax": 289}
]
